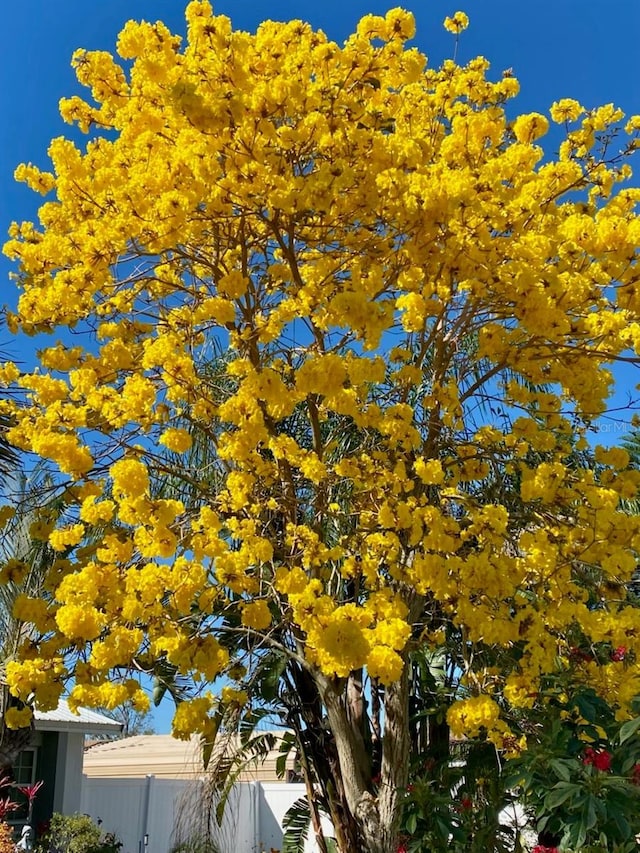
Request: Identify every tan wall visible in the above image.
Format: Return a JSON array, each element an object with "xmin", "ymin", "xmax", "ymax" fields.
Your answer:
[{"xmin": 83, "ymin": 733, "xmax": 295, "ymax": 782}]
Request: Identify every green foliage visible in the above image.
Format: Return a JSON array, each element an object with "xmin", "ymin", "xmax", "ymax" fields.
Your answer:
[
  {"xmin": 505, "ymin": 687, "xmax": 640, "ymax": 852},
  {"xmin": 35, "ymin": 813, "xmax": 122, "ymax": 853},
  {"xmin": 398, "ymin": 671, "xmax": 640, "ymax": 852},
  {"xmin": 399, "ymin": 741, "xmax": 519, "ymax": 853},
  {"xmin": 281, "ymin": 793, "xmax": 337, "ymax": 853},
  {"xmin": 282, "ymin": 796, "xmax": 312, "ymax": 853}
]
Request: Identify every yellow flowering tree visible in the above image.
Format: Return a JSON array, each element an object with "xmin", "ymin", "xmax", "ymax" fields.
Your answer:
[
  {"xmin": 0, "ymin": 467, "xmax": 63, "ymax": 777},
  {"xmin": 4, "ymin": 4, "xmax": 640, "ymax": 850}
]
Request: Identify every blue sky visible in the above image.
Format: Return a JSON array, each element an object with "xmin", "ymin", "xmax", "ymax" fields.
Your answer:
[{"xmin": 1, "ymin": 1, "xmax": 640, "ymax": 731}]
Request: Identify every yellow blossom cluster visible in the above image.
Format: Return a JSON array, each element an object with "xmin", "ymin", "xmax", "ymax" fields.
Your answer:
[
  {"xmin": 3, "ymin": 2, "xmax": 640, "ymax": 747},
  {"xmin": 447, "ymin": 694, "xmax": 502, "ymax": 740}
]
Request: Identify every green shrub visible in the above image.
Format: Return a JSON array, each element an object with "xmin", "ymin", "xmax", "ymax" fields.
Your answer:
[{"xmin": 35, "ymin": 813, "xmax": 122, "ymax": 853}]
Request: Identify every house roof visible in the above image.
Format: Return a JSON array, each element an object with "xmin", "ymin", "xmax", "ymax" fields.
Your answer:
[
  {"xmin": 34, "ymin": 699, "xmax": 123, "ymax": 735},
  {"xmin": 83, "ymin": 732, "xmax": 295, "ymax": 782},
  {"xmin": 84, "ymin": 734, "xmax": 204, "ymax": 779}
]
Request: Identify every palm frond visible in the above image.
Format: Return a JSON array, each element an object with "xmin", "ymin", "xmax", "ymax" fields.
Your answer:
[
  {"xmin": 0, "ymin": 414, "xmax": 17, "ymax": 478},
  {"xmin": 281, "ymin": 796, "xmax": 312, "ymax": 853}
]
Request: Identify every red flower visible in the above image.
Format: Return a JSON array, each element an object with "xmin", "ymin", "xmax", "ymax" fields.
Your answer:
[
  {"xmin": 16, "ymin": 779, "xmax": 43, "ymax": 803},
  {"xmin": 593, "ymin": 751, "xmax": 612, "ymax": 771},
  {"xmin": 582, "ymin": 746, "xmax": 612, "ymax": 772},
  {"xmin": 532, "ymin": 846, "xmax": 558, "ymax": 853},
  {"xmin": 0, "ymin": 795, "xmax": 18, "ymax": 820},
  {"xmin": 459, "ymin": 795, "xmax": 473, "ymax": 811},
  {"xmin": 611, "ymin": 646, "xmax": 627, "ymax": 662},
  {"xmin": 397, "ymin": 845, "xmax": 408, "ymax": 853},
  {"xmin": 631, "ymin": 763, "xmax": 640, "ymax": 785}
]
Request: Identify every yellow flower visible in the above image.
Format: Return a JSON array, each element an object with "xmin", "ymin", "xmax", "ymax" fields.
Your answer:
[
  {"xmin": 414, "ymin": 458, "xmax": 445, "ymax": 485},
  {"xmin": 0, "ymin": 558, "xmax": 28, "ymax": 585},
  {"xmin": 241, "ymin": 600, "xmax": 272, "ymax": 631},
  {"xmin": 110, "ymin": 457, "xmax": 149, "ymax": 499},
  {"xmin": 221, "ymin": 686, "xmax": 248, "ymax": 706},
  {"xmin": 5, "ymin": 706, "xmax": 33, "ymax": 730},
  {"xmin": 447, "ymin": 695, "xmax": 501, "ymax": 739},
  {"xmin": 171, "ymin": 696, "xmax": 214, "ymax": 740},
  {"xmin": 371, "ymin": 618, "xmax": 411, "ymax": 651},
  {"xmin": 513, "ymin": 113, "xmax": 549, "ymax": 143},
  {"xmin": 443, "ymin": 11, "xmax": 469, "ymax": 33},
  {"xmin": 4, "ymin": 0, "xmax": 640, "ymax": 748},
  {"xmin": 0, "ymin": 362, "xmax": 20, "ymax": 385},
  {"xmin": 504, "ymin": 674, "xmax": 537, "ymax": 709},
  {"xmin": 550, "ymin": 98, "xmax": 584, "ymax": 123},
  {"xmin": 49, "ymin": 523, "xmax": 85, "ymax": 552},
  {"xmin": 12, "ymin": 595, "xmax": 50, "ymax": 630},
  {"xmin": 512, "ymin": 112, "xmax": 549, "ymax": 143},
  {"xmin": 55, "ymin": 604, "xmax": 105, "ymax": 641},
  {"xmin": 311, "ymin": 611, "xmax": 371, "ymax": 678},
  {"xmin": 367, "ymin": 646, "xmax": 404, "ymax": 684}
]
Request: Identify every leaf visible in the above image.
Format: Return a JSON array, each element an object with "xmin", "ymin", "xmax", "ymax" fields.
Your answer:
[
  {"xmin": 210, "ymin": 729, "xmax": 280, "ymax": 824},
  {"xmin": 436, "ymin": 816, "xmax": 453, "ymax": 840},
  {"xmin": 549, "ymin": 758, "xmax": 573, "ymax": 782},
  {"xmin": 152, "ymin": 677, "xmax": 167, "ymax": 707},
  {"xmin": 276, "ymin": 731, "xmax": 297, "ymax": 780},
  {"xmin": 282, "ymin": 797, "xmax": 311, "ymax": 853},
  {"xmin": 275, "ymin": 751, "xmax": 288, "ymax": 780},
  {"xmin": 544, "ymin": 782, "xmax": 580, "ymax": 810},
  {"xmin": 254, "ymin": 651, "xmax": 288, "ymax": 703},
  {"xmin": 618, "ymin": 716, "xmax": 640, "ymax": 745},
  {"xmin": 575, "ymin": 693, "xmax": 597, "ymax": 723},
  {"xmin": 612, "ymin": 806, "xmax": 630, "ymax": 840},
  {"xmin": 502, "ymin": 767, "xmax": 531, "ymax": 791},
  {"xmin": 574, "ymin": 821, "xmax": 587, "ymax": 851},
  {"xmin": 584, "ymin": 794, "xmax": 597, "ymax": 830},
  {"xmin": 201, "ymin": 710, "xmax": 222, "ymax": 770}
]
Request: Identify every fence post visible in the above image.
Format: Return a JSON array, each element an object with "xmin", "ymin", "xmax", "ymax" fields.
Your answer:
[
  {"xmin": 253, "ymin": 782, "xmax": 260, "ymax": 853},
  {"xmin": 139, "ymin": 775, "xmax": 154, "ymax": 853}
]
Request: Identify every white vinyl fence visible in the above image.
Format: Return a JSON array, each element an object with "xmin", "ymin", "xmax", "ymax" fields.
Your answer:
[{"xmin": 80, "ymin": 776, "xmax": 331, "ymax": 853}]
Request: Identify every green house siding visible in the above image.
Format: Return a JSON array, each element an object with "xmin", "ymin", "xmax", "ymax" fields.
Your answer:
[{"xmin": 33, "ymin": 732, "xmax": 57, "ymax": 833}]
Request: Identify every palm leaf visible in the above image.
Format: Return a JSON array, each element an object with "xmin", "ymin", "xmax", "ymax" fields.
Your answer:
[
  {"xmin": 203, "ymin": 726, "xmax": 278, "ymax": 825},
  {"xmin": 281, "ymin": 796, "xmax": 312, "ymax": 853},
  {"xmin": 0, "ymin": 414, "xmax": 17, "ymax": 478}
]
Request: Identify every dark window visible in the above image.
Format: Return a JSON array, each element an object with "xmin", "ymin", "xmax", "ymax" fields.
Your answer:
[
  {"xmin": 13, "ymin": 749, "xmax": 36, "ymax": 785},
  {"xmin": 8, "ymin": 749, "xmax": 37, "ymax": 825}
]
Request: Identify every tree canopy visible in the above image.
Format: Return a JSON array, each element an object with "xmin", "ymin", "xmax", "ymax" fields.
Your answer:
[{"xmin": 3, "ymin": 5, "xmax": 640, "ymax": 851}]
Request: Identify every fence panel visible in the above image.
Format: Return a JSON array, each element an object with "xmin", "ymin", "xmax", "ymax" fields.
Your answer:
[
  {"xmin": 171, "ymin": 778, "xmax": 257, "ymax": 853},
  {"xmin": 81, "ymin": 776, "xmax": 193, "ymax": 853},
  {"xmin": 81, "ymin": 777, "xmax": 147, "ymax": 853},
  {"xmin": 81, "ymin": 777, "xmax": 332, "ymax": 853}
]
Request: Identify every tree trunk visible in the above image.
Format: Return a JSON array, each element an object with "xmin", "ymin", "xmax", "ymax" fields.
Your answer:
[
  {"xmin": 0, "ymin": 687, "xmax": 33, "ymax": 780},
  {"xmin": 318, "ymin": 670, "xmax": 410, "ymax": 853},
  {"xmin": 377, "ymin": 670, "xmax": 410, "ymax": 853},
  {"xmin": 286, "ymin": 662, "xmax": 362, "ymax": 851}
]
